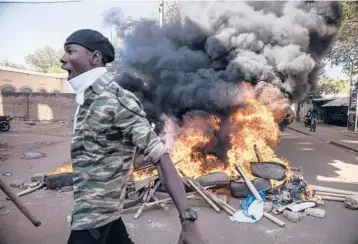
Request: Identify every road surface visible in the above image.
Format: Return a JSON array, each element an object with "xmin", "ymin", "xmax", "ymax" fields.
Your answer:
[{"xmin": 1, "ymin": 129, "xmax": 358, "ymax": 244}]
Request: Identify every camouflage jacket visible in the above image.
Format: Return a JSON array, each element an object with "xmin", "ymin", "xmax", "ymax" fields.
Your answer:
[{"xmin": 70, "ymin": 72, "xmax": 167, "ymax": 230}]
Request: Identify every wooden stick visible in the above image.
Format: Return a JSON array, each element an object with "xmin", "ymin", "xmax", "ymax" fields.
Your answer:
[
  {"xmin": 6, "ymin": 182, "xmax": 45, "ymax": 200},
  {"xmin": 235, "ymin": 164, "xmax": 262, "ymax": 201},
  {"xmin": 0, "ymin": 178, "xmax": 41, "ymax": 227},
  {"xmin": 18, "ymin": 182, "xmax": 45, "ymax": 197},
  {"xmin": 152, "ymin": 195, "xmax": 169, "ymax": 212},
  {"xmin": 254, "ymin": 144, "xmax": 263, "ymax": 162},
  {"xmin": 315, "ymin": 191, "xmax": 351, "ymax": 198},
  {"xmin": 184, "ymin": 178, "xmax": 221, "ymax": 212},
  {"xmin": 235, "ymin": 164, "xmax": 285, "ymax": 227},
  {"xmin": 178, "ymin": 169, "xmax": 221, "ymax": 212},
  {"xmin": 190, "ymin": 178, "xmax": 236, "ymax": 215},
  {"xmin": 134, "ymin": 158, "xmax": 184, "ymax": 173},
  {"xmin": 122, "ymin": 193, "xmax": 196, "ymax": 214},
  {"xmin": 134, "ymin": 180, "xmax": 161, "ymax": 219},
  {"xmin": 263, "ymin": 212, "xmax": 285, "ymax": 227},
  {"xmin": 310, "ymin": 185, "xmax": 357, "ymax": 195},
  {"xmin": 317, "ymin": 195, "xmax": 346, "ymax": 202}
]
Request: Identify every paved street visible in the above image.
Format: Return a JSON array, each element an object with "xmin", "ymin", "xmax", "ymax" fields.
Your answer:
[
  {"xmin": 288, "ymin": 121, "xmax": 358, "ymax": 152},
  {"xmin": 1, "ymin": 123, "xmax": 358, "ymax": 244}
]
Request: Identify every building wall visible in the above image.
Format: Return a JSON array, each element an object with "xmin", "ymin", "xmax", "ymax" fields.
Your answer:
[
  {"xmin": 0, "ymin": 68, "xmax": 72, "ymax": 93},
  {"xmin": 0, "ymin": 93, "xmax": 76, "ymax": 121}
]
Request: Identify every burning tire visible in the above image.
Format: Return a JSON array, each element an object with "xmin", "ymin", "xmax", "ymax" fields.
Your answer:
[
  {"xmin": 250, "ymin": 162, "xmax": 286, "ymax": 181},
  {"xmin": 229, "ymin": 178, "xmax": 271, "ymax": 198},
  {"xmin": 195, "ymin": 172, "xmax": 230, "ymax": 189}
]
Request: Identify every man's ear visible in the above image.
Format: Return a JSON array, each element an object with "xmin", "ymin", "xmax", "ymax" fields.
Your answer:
[{"xmin": 90, "ymin": 50, "xmax": 103, "ymax": 65}]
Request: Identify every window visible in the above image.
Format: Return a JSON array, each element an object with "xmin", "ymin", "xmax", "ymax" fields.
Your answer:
[
  {"xmin": 1, "ymin": 86, "xmax": 16, "ymax": 94},
  {"xmin": 21, "ymin": 88, "xmax": 33, "ymax": 93}
]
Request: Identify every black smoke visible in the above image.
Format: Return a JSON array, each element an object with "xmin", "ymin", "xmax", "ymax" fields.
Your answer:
[{"xmin": 111, "ymin": 1, "xmax": 342, "ymax": 134}]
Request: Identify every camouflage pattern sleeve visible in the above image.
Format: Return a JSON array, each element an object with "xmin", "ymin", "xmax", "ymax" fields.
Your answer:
[{"xmin": 114, "ymin": 87, "xmax": 167, "ymax": 164}]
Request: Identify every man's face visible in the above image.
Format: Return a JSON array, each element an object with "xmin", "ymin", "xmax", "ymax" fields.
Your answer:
[{"xmin": 60, "ymin": 44, "xmax": 94, "ymax": 80}]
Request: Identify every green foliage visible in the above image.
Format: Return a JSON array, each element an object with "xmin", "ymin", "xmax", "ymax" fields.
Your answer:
[
  {"xmin": 25, "ymin": 46, "xmax": 65, "ymax": 73},
  {"xmin": 317, "ymin": 76, "xmax": 350, "ymax": 95},
  {"xmin": 0, "ymin": 59, "xmax": 26, "ymax": 69},
  {"xmin": 326, "ymin": 2, "xmax": 358, "ymax": 74}
]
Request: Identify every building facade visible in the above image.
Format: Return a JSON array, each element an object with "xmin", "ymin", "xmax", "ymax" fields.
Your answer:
[{"xmin": 0, "ymin": 66, "xmax": 73, "ymax": 93}]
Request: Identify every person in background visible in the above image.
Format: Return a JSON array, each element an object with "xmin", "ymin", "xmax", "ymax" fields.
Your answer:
[
  {"xmin": 60, "ymin": 29, "xmax": 205, "ymax": 244},
  {"xmin": 310, "ymin": 108, "xmax": 318, "ymax": 132}
]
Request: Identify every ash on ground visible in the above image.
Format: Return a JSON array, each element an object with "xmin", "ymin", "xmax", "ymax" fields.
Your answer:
[{"xmin": 267, "ymin": 177, "xmax": 310, "ymax": 207}]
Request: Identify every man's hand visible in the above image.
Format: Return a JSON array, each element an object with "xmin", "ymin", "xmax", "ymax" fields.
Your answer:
[
  {"xmin": 178, "ymin": 221, "xmax": 206, "ymax": 244},
  {"xmin": 154, "ymin": 154, "xmax": 206, "ymax": 243}
]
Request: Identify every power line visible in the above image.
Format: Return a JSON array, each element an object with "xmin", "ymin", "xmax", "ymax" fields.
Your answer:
[
  {"xmin": 0, "ymin": 0, "xmax": 137, "ymax": 4},
  {"xmin": 0, "ymin": 0, "xmax": 82, "ymax": 3}
]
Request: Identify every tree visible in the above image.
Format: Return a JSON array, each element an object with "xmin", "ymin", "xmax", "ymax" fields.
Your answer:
[
  {"xmin": 0, "ymin": 59, "xmax": 26, "ymax": 69},
  {"xmin": 317, "ymin": 76, "xmax": 350, "ymax": 95},
  {"xmin": 326, "ymin": 2, "xmax": 358, "ymax": 74},
  {"xmin": 25, "ymin": 46, "xmax": 65, "ymax": 73},
  {"xmin": 164, "ymin": 1, "xmax": 181, "ymax": 24}
]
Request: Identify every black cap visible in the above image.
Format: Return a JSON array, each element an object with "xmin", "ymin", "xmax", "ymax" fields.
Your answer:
[{"xmin": 64, "ymin": 29, "xmax": 115, "ymax": 64}]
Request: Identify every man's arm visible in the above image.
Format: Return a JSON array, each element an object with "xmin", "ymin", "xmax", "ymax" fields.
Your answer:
[{"xmin": 113, "ymin": 89, "xmax": 189, "ymax": 216}]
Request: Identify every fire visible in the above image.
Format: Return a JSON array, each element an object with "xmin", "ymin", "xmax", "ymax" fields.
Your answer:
[
  {"xmin": 47, "ymin": 162, "xmax": 73, "ymax": 175},
  {"xmin": 135, "ymin": 82, "xmax": 292, "ymax": 186}
]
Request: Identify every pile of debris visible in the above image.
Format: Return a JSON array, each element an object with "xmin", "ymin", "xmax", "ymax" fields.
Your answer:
[{"xmin": 6, "ymin": 145, "xmax": 358, "ymax": 228}]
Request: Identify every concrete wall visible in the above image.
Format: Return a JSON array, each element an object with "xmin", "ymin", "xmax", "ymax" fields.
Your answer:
[
  {"xmin": 0, "ymin": 67, "xmax": 73, "ymax": 93},
  {"xmin": 0, "ymin": 93, "xmax": 76, "ymax": 121}
]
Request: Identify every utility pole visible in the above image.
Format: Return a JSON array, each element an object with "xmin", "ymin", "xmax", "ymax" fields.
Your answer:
[
  {"xmin": 159, "ymin": 0, "xmax": 164, "ymax": 27},
  {"xmin": 347, "ymin": 60, "xmax": 357, "ymax": 131}
]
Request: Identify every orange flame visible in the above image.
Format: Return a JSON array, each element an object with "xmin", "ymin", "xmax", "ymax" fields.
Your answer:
[
  {"xmin": 135, "ymin": 82, "xmax": 292, "ymax": 185},
  {"xmin": 47, "ymin": 162, "xmax": 73, "ymax": 175}
]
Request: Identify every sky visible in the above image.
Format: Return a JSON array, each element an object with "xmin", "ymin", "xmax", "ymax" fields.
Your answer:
[{"xmin": 0, "ymin": 0, "xmax": 346, "ymax": 79}]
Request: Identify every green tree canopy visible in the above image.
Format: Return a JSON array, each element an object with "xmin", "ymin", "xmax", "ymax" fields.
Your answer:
[
  {"xmin": 25, "ymin": 46, "xmax": 65, "ymax": 73},
  {"xmin": 317, "ymin": 76, "xmax": 350, "ymax": 95},
  {"xmin": 326, "ymin": 2, "xmax": 358, "ymax": 74}
]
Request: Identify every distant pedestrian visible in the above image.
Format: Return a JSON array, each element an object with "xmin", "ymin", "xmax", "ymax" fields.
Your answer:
[{"xmin": 309, "ymin": 109, "xmax": 318, "ymax": 132}]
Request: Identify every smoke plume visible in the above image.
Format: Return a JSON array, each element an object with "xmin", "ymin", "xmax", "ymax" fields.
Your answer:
[{"xmin": 111, "ymin": 1, "xmax": 342, "ymax": 134}]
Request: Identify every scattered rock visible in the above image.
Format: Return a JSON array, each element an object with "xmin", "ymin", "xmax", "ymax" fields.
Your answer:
[
  {"xmin": 283, "ymin": 210, "xmax": 302, "ymax": 222},
  {"xmin": 251, "ymin": 162, "xmax": 286, "ymax": 181},
  {"xmin": 0, "ymin": 207, "xmax": 9, "ymax": 215},
  {"xmin": 31, "ymin": 173, "xmax": 45, "ymax": 182},
  {"xmin": 148, "ymin": 220, "xmax": 152, "ymax": 223},
  {"xmin": 10, "ymin": 179, "xmax": 24, "ymax": 188},
  {"xmin": 305, "ymin": 208, "xmax": 326, "ymax": 218},
  {"xmin": 22, "ymin": 152, "xmax": 46, "ymax": 160},
  {"xmin": 264, "ymin": 202, "xmax": 273, "ymax": 213},
  {"xmin": 2, "ymin": 172, "xmax": 12, "ymax": 177},
  {"xmin": 345, "ymin": 194, "xmax": 358, "ymax": 210},
  {"xmin": 61, "ymin": 186, "xmax": 73, "ymax": 192}
]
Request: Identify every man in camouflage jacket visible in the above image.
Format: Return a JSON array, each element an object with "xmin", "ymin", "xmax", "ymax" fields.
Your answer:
[{"xmin": 60, "ymin": 29, "xmax": 205, "ymax": 244}]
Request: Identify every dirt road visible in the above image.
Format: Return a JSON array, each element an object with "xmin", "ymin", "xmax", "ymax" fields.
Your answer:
[{"xmin": 0, "ymin": 121, "xmax": 358, "ymax": 244}]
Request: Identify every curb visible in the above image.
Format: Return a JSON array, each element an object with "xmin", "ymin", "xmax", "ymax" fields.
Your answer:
[
  {"xmin": 287, "ymin": 127, "xmax": 311, "ymax": 136},
  {"xmin": 287, "ymin": 127, "xmax": 358, "ymax": 153},
  {"xmin": 327, "ymin": 141, "xmax": 358, "ymax": 153}
]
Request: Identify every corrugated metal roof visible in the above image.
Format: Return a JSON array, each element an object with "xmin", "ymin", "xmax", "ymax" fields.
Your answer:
[
  {"xmin": 322, "ymin": 97, "xmax": 349, "ymax": 107},
  {"xmin": 0, "ymin": 66, "xmax": 67, "ymax": 79}
]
